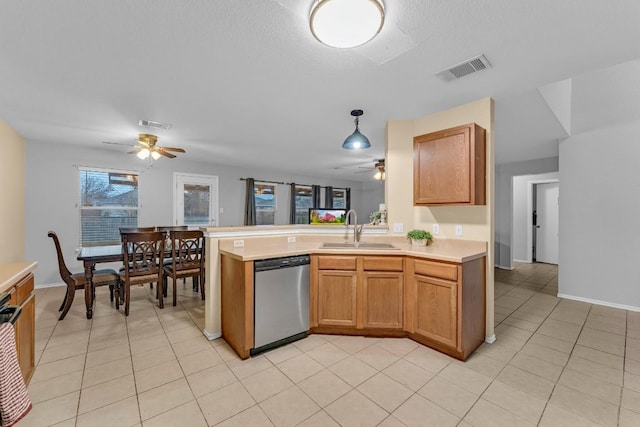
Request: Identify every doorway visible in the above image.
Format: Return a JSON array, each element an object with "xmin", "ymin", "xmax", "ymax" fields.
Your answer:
[
  {"xmin": 173, "ymin": 173, "xmax": 219, "ymax": 227},
  {"xmin": 533, "ymin": 182, "xmax": 559, "ymax": 264}
]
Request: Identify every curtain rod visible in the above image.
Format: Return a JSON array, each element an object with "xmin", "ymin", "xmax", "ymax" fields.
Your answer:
[
  {"xmin": 286, "ymin": 182, "xmax": 348, "ymax": 191},
  {"xmin": 240, "ymin": 178, "xmax": 348, "ymax": 190},
  {"xmin": 240, "ymin": 178, "xmax": 285, "ymax": 185}
]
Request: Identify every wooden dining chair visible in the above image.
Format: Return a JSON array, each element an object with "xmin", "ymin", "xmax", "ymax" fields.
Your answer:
[
  {"xmin": 157, "ymin": 226, "xmax": 190, "ymax": 294},
  {"xmin": 47, "ymin": 231, "xmax": 121, "ymax": 320},
  {"xmin": 162, "ymin": 230, "xmax": 205, "ymax": 307},
  {"xmin": 119, "ymin": 226, "xmax": 156, "ymax": 233},
  {"xmin": 118, "ymin": 231, "xmax": 165, "ymax": 315}
]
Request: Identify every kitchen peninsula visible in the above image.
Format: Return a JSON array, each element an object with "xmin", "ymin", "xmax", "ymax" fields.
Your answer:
[{"xmin": 205, "ymin": 226, "xmax": 487, "ymax": 362}]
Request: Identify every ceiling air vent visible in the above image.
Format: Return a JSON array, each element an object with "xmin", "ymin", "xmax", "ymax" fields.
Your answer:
[
  {"xmin": 434, "ymin": 54, "xmax": 492, "ymax": 82},
  {"xmin": 138, "ymin": 119, "xmax": 172, "ymax": 130}
]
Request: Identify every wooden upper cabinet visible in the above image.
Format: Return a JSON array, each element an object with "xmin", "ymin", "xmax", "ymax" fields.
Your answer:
[{"xmin": 413, "ymin": 123, "xmax": 486, "ymax": 206}]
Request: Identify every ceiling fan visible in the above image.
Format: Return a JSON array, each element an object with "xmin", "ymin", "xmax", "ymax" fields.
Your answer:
[
  {"xmin": 102, "ymin": 133, "xmax": 185, "ymax": 160},
  {"xmin": 353, "ymin": 158, "xmax": 385, "ymax": 180}
]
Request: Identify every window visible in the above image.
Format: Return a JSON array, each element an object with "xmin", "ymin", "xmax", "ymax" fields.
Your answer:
[
  {"xmin": 294, "ymin": 185, "xmax": 313, "ymax": 224},
  {"xmin": 79, "ymin": 168, "xmax": 139, "ymax": 246},
  {"xmin": 255, "ymin": 182, "xmax": 275, "ymax": 225},
  {"xmin": 332, "ymin": 188, "xmax": 347, "ymax": 209}
]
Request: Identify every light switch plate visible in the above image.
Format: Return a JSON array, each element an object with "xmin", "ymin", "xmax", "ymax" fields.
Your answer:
[
  {"xmin": 287, "ymin": 236, "xmax": 296, "ymax": 243},
  {"xmin": 455, "ymin": 224, "xmax": 463, "ymax": 237},
  {"xmin": 393, "ymin": 223, "xmax": 404, "ymax": 233},
  {"xmin": 433, "ymin": 224, "xmax": 440, "ymax": 235},
  {"xmin": 233, "ymin": 240, "xmax": 244, "ymax": 247}
]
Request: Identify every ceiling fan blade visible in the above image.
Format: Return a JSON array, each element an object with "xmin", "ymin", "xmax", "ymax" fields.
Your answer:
[
  {"xmin": 127, "ymin": 148, "xmax": 142, "ymax": 154},
  {"xmin": 155, "ymin": 148, "xmax": 176, "ymax": 158},
  {"xmin": 158, "ymin": 146, "xmax": 185, "ymax": 153},
  {"xmin": 102, "ymin": 141, "xmax": 138, "ymax": 147}
]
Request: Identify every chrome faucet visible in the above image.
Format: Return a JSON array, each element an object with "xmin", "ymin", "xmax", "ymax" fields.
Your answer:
[{"xmin": 345, "ymin": 209, "xmax": 364, "ymax": 243}]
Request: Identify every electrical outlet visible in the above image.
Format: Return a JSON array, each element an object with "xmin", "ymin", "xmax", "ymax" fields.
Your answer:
[
  {"xmin": 287, "ymin": 236, "xmax": 296, "ymax": 243},
  {"xmin": 233, "ymin": 240, "xmax": 244, "ymax": 247},
  {"xmin": 433, "ymin": 224, "xmax": 440, "ymax": 235},
  {"xmin": 455, "ymin": 224, "xmax": 463, "ymax": 237},
  {"xmin": 219, "ymin": 207, "xmax": 224, "ymax": 214},
  {"xmin": 393, "ymin": 223, "xmax": 404, "ymax": 233}
]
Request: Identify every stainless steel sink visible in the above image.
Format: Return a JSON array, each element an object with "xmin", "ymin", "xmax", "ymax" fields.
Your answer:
[{"xmin": 320, "ymin": 242, "xmax": 400, "ymax": 250}]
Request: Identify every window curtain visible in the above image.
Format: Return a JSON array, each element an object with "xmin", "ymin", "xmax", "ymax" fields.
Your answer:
[
  {"xmin": 289, "ymin": 182, "xmax": 296, "ymax": 224},
  {"xmin": 346, "ymin": 188, "xmax": 351, "ymax": 211},
  {"xmin": 244, "ymin": 178, "xmax": 256, "ymax": 225},
  {"xmin": 324, "ymin": 186, "xmax": 333, "ymax": 209},
  {"xmin": 312, "ymin": 185, "xmax": 321, "ymax": 208}
]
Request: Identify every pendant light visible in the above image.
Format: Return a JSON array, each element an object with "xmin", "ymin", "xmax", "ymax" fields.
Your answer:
[
  {"xmin": 309, "ymin": 0, "xmax": 385, "ymax": 49},
  {"xmin": 342, "ymin": 109, "xmax": 371, "ymax": 150}
]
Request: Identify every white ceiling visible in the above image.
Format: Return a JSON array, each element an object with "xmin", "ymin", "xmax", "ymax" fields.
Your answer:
[{"xmin": 2, "ymin": 0, "xmax": 640, "ymax": 181}]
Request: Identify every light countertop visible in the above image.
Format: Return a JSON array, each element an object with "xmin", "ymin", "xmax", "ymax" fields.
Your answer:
[
  {"xmin": 218, "ymin": 236, "xmax": 486, "ymax": 264},
  {"xmin": 0, "ymin": 262, "xmax": 37, "ymax": 294}
]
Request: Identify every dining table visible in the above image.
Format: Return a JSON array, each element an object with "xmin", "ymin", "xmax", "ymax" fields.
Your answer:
[{"xmin": 77, "ymin": 244, "xmax": 124, "ymax": 319}]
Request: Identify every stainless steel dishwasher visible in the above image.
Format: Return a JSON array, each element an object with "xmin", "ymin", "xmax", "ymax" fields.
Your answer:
[{"xmin": 252, "ymin": 254, "xmax": 310, "ymax": 356}]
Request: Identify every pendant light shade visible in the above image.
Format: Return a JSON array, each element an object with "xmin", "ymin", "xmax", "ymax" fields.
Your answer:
[
  {"xmin": 310, "ymin": 0, "xmax": 385, "ymax": 49},
  {"xmin": 342, "ymin": 109, "xmax": 371, "ymax": 150}
]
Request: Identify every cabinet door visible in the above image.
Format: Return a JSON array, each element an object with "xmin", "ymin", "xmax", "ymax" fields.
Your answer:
[
  {"xmin": 414, "ymin": 274, "xmax": 458, "ymax": 348},
  {"xmin": 362, "ymin": 272, "xmax": 403, "ymax": 329},
  {"xmin": 413, "ymin": 123, "xmax": 485, "ymax": 205},
  {"xmin": 317, "ymin": 271, "xmax": 358, "ymax": 327},
  {"xmin": 16, "ymin": 294, "xmax": 35, "ymax": 382}
]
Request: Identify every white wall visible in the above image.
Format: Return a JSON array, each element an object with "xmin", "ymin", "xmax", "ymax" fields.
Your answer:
[
  {"xmin": 559, "ymin": 120, "xmax": 640, "ymax": 310},
  {"xmin": 360, "ymin": 180, "xmax": 385, "ymax": 221},
  {"xmin": 26, "ymin": 140, "xmax": 367, "ymax": 286},
  {"xmin": 495, "ymin": 157, "xmax": 558, "ymax": 268},
  {"xmin": 512, "ymin": 171, "xmax": 559, "ymax": 262}
]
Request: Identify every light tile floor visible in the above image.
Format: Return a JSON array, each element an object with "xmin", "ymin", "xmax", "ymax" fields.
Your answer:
[{"xmin": 21, "ymin": 263, "xmax": 640, "ymax": 426}]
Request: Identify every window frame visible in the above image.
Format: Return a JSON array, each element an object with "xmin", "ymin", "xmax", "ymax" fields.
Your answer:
[
  {"xmin": 254, "ymin": 182, "xmax": 276, "ymax": 225},
  {"xmin": 294, "ymin": 185, "xmax": 313, "ymax": 224},
  {"xmin": 78, "ymin": 166, "xmax": 140, "ymax": 247},
  {"xmin": 332, "ymin": 188, "xmax": 347, "ymax": 209}
]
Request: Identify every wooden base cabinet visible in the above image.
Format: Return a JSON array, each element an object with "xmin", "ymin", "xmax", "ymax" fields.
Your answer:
[
  {"xmin": 8, "ymin": 272, "xmax": 35, "ymax": 383},
  {"xmin": 311, "ymin": 255, "xmax": 404, "ymax": 334},
  {"xmin": 362, "ymin": 271, "xmax": 403, "ymax": 329},
  {"xmin": 407, "ymin": 257, "xmax": 486, "ymax": 360},
  {"xmin": 317, "ymin": 271, "xmax": 358, "ymax": 327}
]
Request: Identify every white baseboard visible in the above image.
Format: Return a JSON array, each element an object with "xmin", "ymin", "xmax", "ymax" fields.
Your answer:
[
  {"xmin": 203, "ymin": 329, "xmax": 222, "ymax": 340},
  {"xmin": 35, "ymin": 282, "xmax": 65, "ymax": 289},
  {"xmin": 484, "ymin": 334, "xmax": 496, "ymax": 344},
  {"xmin": 494, "ymin": 265, "xmax": 514, "ymax": 270},
  {"xmin": 557, "ymin": 293, "xmax": 640, "ymax": 313},
  {"xmin": 512, "ymin": 259, "xmax": 531, "ymax": 263}
]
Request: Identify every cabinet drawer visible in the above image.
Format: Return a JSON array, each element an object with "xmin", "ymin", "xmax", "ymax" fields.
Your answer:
[
  {"xmin": 318, "ymin": 256, "xmax": 357, "ymax": 271},
  {"xmin": 15, "ymin": 273, "xmax": 34, "ymax": 305},
  {"xmin": 363, "ymin": 257, "xmax": 403, "ymax": 272},
  {"xmin": 414, "ymin": 259, "xmax": 458, "ymax": 281}
]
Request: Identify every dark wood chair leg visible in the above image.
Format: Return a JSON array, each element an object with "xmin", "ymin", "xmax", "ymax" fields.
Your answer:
[
  {"xmin": 173, "ymin": 276, "xmax": 178, "ymax": 307},
  {"xmin": 199, "ymin": 273, "xmax": 205, "ymax": 301},
  {"xmin": 58, "ymin": 286, "xmax": 75, "ymax": 320},
  {"xmin": 58, "ymin": 293, "xmax": 67, "ymax": 312},
  {"xmin": 109, "ymin": 284, "xmax": 114, "ymax": 302},
  {"xmin": 124, "ymin": 281, "xmax": 131, "ymax": 316}
]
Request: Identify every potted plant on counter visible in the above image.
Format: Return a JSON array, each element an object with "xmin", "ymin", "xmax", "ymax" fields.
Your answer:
[{"xmin": 406, "ymin": 229, "xmax": 433, "ymax": 246}]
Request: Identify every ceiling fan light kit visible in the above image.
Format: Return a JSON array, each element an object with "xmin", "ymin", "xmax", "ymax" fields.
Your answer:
[
  {"xmin": 342, "ymin": 109, "xmax": 371, "ymax": 150},
  {"xmin": 373, "ymin": 159, "xmax": 385, "ymax": 180},
  {"xmin": 309, "ymin": 0, "xmax": 385, "ymax": 48}
]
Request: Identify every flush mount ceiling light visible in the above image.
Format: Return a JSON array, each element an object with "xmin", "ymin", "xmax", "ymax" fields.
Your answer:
[
  {"xmin": 342, "ymin": 109, "xmax": 371, "ymax": 150},
  {"xmin": 310, "ymin": 0, "xmax": 385, "ymax": 48}
]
